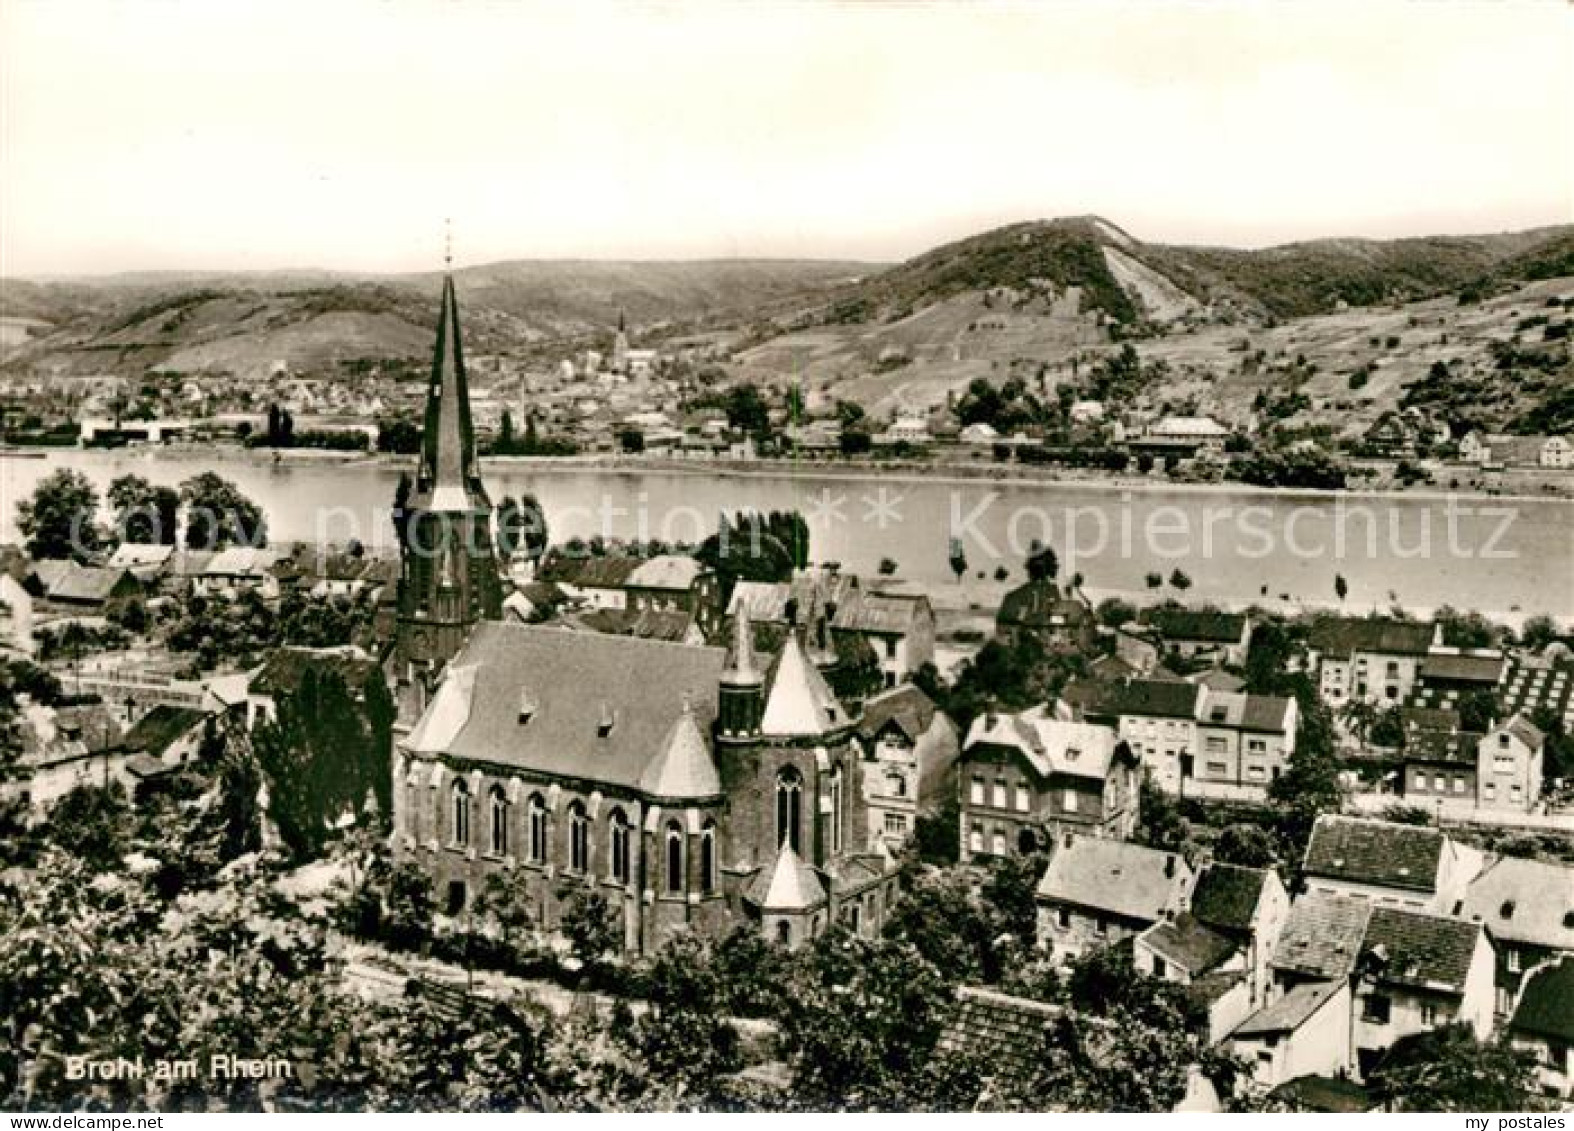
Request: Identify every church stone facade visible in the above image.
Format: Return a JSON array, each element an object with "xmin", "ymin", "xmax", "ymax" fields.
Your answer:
[{"xmin": 391, "ymin": 277, "xmax": 897, "ymax": 953}]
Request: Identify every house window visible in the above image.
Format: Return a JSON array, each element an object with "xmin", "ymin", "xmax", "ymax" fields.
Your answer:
[
  {"xmin": 884, "ymin": 812, "xmax": 907, "ymax": 836},
  {"xmin": 449, "ymin": 779, "xmax": 470, "ymax": 848},
  {"xmin": 1206, "ymin": 762, "xmax": 1228, "ymax": 776},
  {"xmin": 1420, "ymin": 1003, "xmax": 1438, "ymax": 1026},
  {"xmin": 665, "ymin": 822, "xmax": 685, "ymax": 893},
  {"xmin": 1452, "ymin": 775, "xmax": 1466, "ymax": 794},
  {"xmin": 969, "ymin": 775, "xmax": 985, "ymax": 805},
  {"xmin": 1362, "ymin": 995, "xmax": 1391, "ymax": 1024},
  {"xmin": 700, "ymin": 822, "xmax": 717, "ymax": 894},
  {"xmin": 828, "ymin": 766, "xmax": 845, "ymax": 854},
  {"xmin": 1057, "ymin": 907, "xmax": 1071, "ymax": 930},
  {"xmin": 1062, "ymin": 789, "xmax": 1078, "ymax": 813},
  {"xmin": 1507, "ymin": 948, "xmax": 1521, "ymax": 973},
  {"xmin": 968, "ymin": 825, "xmax": 984, "ymax": 854},
  {"xmin": 992, "ymin": 778, "xmax": 1007, "ymax": 808},
  {"xmin": 1434, "ymin": 774, "xmax": 1446, "ymax": 792},
  {"xmin": 1152, "ymin": 956, "xmax": 1167, "ymax": 979},
  {"xmin": 609, "ymin": 808, "xmax": 631, "ymax": 884},
  {"xmin": 567, "ymin": 802, "xmax": 590, "ymax": 873},
  {"xmin": 488, "ymin": 785, "xmax": 508, "ymax": 856},
  {"xmin": 1248, "ymin": 739, "xmax": 1266, "ymax": 753},
  {"xmin": 776, "ymin": 767, "xmax": 803, "ymax": 851},
  {"xmin": 775, "ymin": 920, "xmax": 791, "ymax": 946},
  {"xmin": 1093, "ymin": 916, "xmax": 1108, "ymax": 937},
  {"xmin": 1247, "ymin": 765, "xmax": 1266, "ymax": 781},
  {"xmin": 1205, "ymin": 736, "xmax": 1227, "ymax": 754},
  {"xmin": 527, "ymin": 793, "xmax": 547, "ymax": 864},
  {"xmin": 1484, "ymin": 782, "xmax": 1497, "ymax": 801},
  {"xmin": 1014, "ymin": 784, "xmax": 1030, "ymax": 812},
  {"xmin": 885, "ymin": 637, "xmax": 897, "ymax": 660},
  {"xmin": 886, "ymin": 769, "xmax": 907, "ymax": 798},
  {"xmin": 991, "ymin": 827, "xmax": 1006, "ymax": 856}
]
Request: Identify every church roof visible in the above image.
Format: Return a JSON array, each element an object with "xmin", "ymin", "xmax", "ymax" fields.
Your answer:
[
  {"xmin": 760, "ymin": 633, "xmax": 848, "ymax": 736},
  {"xmin": 638, "ymin": 697, "xmax": 723, "ymax": 800},
  {"xmin": 746, "ymin": 841, "xmax": 827, "ymax": 911},
  {"xmin": 402, "ymin": 622, "xmax": 725, "ymax": 794}
]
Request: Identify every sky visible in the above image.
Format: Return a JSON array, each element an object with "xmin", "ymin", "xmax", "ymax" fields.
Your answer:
[{"xmin": 1, "ymin": 0, "xmax": 1569, "ymax": 276}]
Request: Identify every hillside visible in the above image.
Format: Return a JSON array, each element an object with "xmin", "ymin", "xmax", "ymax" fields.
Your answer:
[
  {"xmin": 731, "ymin": 218, "xmax": 1574, "ymax": 434},
  {"xmin": 0, "ymin": 259, "xmax": 873, "ymax": 379}
]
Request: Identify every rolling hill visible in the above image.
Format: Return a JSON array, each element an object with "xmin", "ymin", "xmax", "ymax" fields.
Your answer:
[
  {"xmin": 730, "ymin": 217, "xmax": 1574, "ymax": 435},
  {"xmin": 0, "ymin": 259, "xmax": 874, "ymax": 379}
]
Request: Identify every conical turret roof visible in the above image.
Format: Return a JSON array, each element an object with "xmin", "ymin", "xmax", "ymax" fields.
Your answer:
[
  {"xmin": 639, "ymin": 694, "xmax": 722, "ymax": 799},
  {"xmin": 760, "ymin": 633, "xmax": 846, "ymax": 736},
  {"xmin": 747, "ymin": 839, "xmax": 827, "ymax": 910}
]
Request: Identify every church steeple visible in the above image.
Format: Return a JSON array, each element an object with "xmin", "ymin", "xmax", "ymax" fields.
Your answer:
[
  {"xmin": 417, "ymin": 275, "xmax": 486, "ymax": 511},
  {"xmin": 395, "ymin": 268, "xmax": 504, "ymax": 678}
]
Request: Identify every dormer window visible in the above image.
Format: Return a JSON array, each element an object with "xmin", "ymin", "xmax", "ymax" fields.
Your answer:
[
  {"xmin": 1066, "ymin": 747, "xmax": 1080, "ymax": 762},
  {"xmin": 1500, "ymin": 900, "xmax": 1516, "ymax": 918},
  {"xmin": 596, "ymin": 702, "xmax": 616, "ymax": 738}
]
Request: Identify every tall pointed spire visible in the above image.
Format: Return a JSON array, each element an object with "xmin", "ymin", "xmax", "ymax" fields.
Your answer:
[{"xmin": 418, "ymin": 274, "xmax": 485, "ymax": 510}]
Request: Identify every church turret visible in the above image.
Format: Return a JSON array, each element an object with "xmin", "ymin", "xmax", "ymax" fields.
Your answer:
[
  {"xmin": 395, "ymin": 273, "xmax": 503, "ymax": 678},
  {"xmin": 718, "ymin": 606, "xmax": 764, "ymax": 740}
]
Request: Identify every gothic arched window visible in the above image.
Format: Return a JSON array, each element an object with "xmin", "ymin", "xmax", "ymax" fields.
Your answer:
[
  {"xmin": 828, "ymin": 765, "xmax": 845, "ymax": 854},
  {"xmin": 526, "ymin": 793, "xmax": 547, "ymax": 864},
  {"xmin": 488, "ymin": 785, "xmax": 508, "ymax": 856},
  {"xmin": 449, "ymin": 779, "xmax": 470, "ymax": 848},
  {"xmin": 700, "ymin": 821, "xmax": 717, "ymax": 894},
  {"xmin": 609, "ymin": 808, "xmax": 631, "ymax": 884},
  {"xmin": 568, "ymin": 801, "xmax": 590, "ymax": 873},
  {"xmin": 665, "ymin": 821, "xmax": 685, "ymax": 894},
  {"xmin": 775, "ymin": 767, "xmax": 803, "ymax": 852}
]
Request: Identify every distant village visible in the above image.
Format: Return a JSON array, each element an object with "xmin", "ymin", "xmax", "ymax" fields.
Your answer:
[
  {"xmin": 2, "ymin": 276, "xmax": 1572, "ymax": 1112},
  {"xmin": 3, "ymin": 293, "xmax": 1571, "ymax": 502}
]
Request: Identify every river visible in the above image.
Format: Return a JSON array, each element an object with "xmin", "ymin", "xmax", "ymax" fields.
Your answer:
[{"xmin": 1, "ymin": 449, "xmax": 1570, "ymax": 620}]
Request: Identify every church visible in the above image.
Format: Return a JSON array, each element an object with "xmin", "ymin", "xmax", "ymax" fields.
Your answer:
[{"xmin": 389, "ymin": 274, "xmax": 898, "ymax": 953}]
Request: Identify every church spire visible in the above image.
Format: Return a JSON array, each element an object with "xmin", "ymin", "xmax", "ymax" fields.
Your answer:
[{"xmin": 418, "ymin": 274, "xmax": 484, "ymax": 509}]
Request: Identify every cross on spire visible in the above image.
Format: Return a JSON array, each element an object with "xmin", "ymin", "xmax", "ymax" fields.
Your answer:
[{"xmin": 444, "ymin": 218, "xmax": 453, "ymax": 269}]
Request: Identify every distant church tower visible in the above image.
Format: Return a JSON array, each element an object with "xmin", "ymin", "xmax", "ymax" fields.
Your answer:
[
  {"xmin": 395, "ymin": 273, "xmax": 503, "ymax": 679},
  {"xmin": 611, "ymin": 308, "xmax": 630, "ymax": 374}
]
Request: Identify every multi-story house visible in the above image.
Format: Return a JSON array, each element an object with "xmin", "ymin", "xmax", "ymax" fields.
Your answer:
[
  {"xmin": 1062, "ymin": 678, "xmax": 1296, "ymax": 798},
  {"xmin": 959, "ymin": 708, "xmax": 1141, "ymax": 858},
  {"xmin": 729, "ymin": 571, "xmax": 936, "ymax": 683},
  {"xmin": 1194, "ymin": 691, "xmax": 1298, "ymax": 793},
  {"xmin": 1301, "ymin": 814, "xmax": 1480, "ymax": 912},
  {"xmin": 995, "ymin": 579, "xmax": 1096, "ymax": 651},
  {"xmin": 1188, "ymin": 862, "xmax": 1291, "ymax": 1008},
  {"xmin": 1460, "ymin": 854, "xmax": 1574, "ymax": 1018},
  {"xmin": 1061, "ymin": 678, "xmax": 1202, "ymax": 792},
  {"xmin": 1411, "ymin": 649, "xmax": 1506, "ymax": 710},
  {"xmin": 856, "ymin": 684, "xmax": 959, "ymax": 850},
  {"xmin": 1133, "ymin": 913, "xmax": 1254, "ymax": 1043},
  {"xmin": 539, "ymin": 553, "xmax": 722, "ymax": 637},
  {"xmin": 1508, "ymin": 957, "xmax": 1574, "ymax": 1102},
  {"xmin": 1305, "ymin": 617, "xmax": 1437, "ymax": 705},
  {"xmin": 1035, "ymin": 835, "xmax": 1193, "ymax": 961},
  {"xmin": 1231, "ymin": 980, "xmax": 1353, "ymax": 1094},
  {"xmin": 1351, "ymin": 907, "xmax": 1494, "ymax": 1079},
  {"xmin": 1400, "ymin": 727, "xmax": 1479, "ymax": 815},
  {"xmin": 1142, "ymin": 607, "xmax": 1252, "ymax": 666},
  {"xmin": 832, "ymin": 587, "xmax": 936, "ymax": 687},
  {"xmin": 1475, "ymin": 715, "xmax": 1545, "ymax": 814}
]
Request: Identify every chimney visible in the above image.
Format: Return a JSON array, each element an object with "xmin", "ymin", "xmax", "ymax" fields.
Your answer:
[
  {"xmin": 1164, "ymin": 854, "xmax": 1176, "ymax": 879},
  {"xmin": 785, "ymin": 597, "xmax": 799, "ymax": 627}
]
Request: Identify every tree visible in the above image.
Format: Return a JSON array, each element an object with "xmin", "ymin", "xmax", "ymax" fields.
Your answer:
[
  {"xmin": 16, "ymin": 468, "xmax": 103, "ymax": 560},
  {"xmin": 1025, "ymin": 540, "xmax": 1059, "ymax": 583},
  {"xmin": 878, "ymin": 556, "xmax": 899, "ymax": 576},
  {"xmin": 1456, "ymin": 689, "xmax": 1497, "ymax": 735},
  {"xmin": 1168, "ymin": 569, "xmax": 1192, "ymax": 594},
  {"xmin": 516, "ymin": 493, "xmax": 549, "ymax": 564},
  {"xmin": 499, "ymin": 409, "xmax": 516, "ymax": 451},
  {"xmin": 180, "ymin": 472, "xmax": 267, "ymax": 550},
  {"xmin": 948, "ymin": 538, "xmax": 968, "ymax": 584},
  {"xmin": 1368, "ymin": 1025, "xmax": 1547, "ymax": 1112},
  {"xmin": 1145, "ymin": 571, "xmax": 1163, "ymax": 591},
  {"xmin": 559, "ymin": 888, "xmax": 620, "ymax": 979},
  {"xmin": 392, "ymin": 472, "xmax": 413, "ymax": 549},
  {"xmin": 631, "ymin": 935, "xmax": 742, "ymax": 1098},
  {"xmin": 108, "ymin": 474, "xmax": 179, "ymax": 545},
  {"xmin": 1214, "ymin": 823, "xmax": 1278, "ymax": 868},
  {"xmin": 1334, "ymin": 573, "xmax": 1348, "ymax": 603},
  {"xmin": 1518, "ymin": 614, "xmax": 1559, "ymax": 653},
  {"xmin": 1096, "ymin": 597, "xmax": 1138, "ymax": 628}
]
